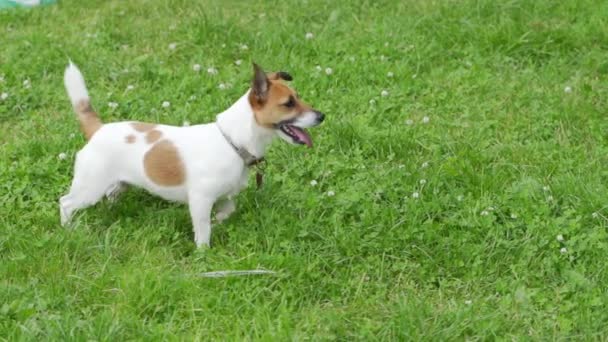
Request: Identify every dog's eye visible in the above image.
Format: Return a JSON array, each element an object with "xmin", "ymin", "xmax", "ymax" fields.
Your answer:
[{"xmin": 283, "ymin": 96, "xmax": 296, "ymax": 108}]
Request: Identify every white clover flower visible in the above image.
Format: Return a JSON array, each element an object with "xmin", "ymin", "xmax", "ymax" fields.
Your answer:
[
  {"xmin": 239, "ymin": 43, "xmax": 248, "ymax": 50},
  {"xmin": 487, "ymin": 206, "xmax": 495, "ymax": 211},
  {"xmin": 387, "ymin": 71, "xmax": 394, "ymax": 78},
  {"xmin": 419, "ymin": 179, "xmax": 427, "ymax": 185},
  {"xmin": 207, "ymin": 67, "xmax": 218, "ymax": 75},
  {"xmin": 564, "ymin": 86, "xmax": 572, "ymax": 93},
  {"xmin": 380, "ymin": 55, "xmax": 386, "ymax": 61},
  {"xmin": 310, "ymin": 180, "xmax": 318, "ymax": 186},
  {"xmin": 480, "ymin": 210, "xmax": 489, "ymax": 216},
  {"xmin": 126, "ymin": 85, "xmax": 135, "ymax": 91},
  {"xmin": 398, "ymin": 164, "xmax": 405, "ymax": 169},
  {"xmin": 168, "ymin": 42, "xmax": 177, "ymax": 50},
  {"xmin": 162, "ymin": 101, "xmax": 170, "ymax": 108},
  {"xmin": 457, "ymin": 195, "xmax": 464, "ymax": 202},
  {"xmin": 108, "ymin": 102, "xmax": 118, "ymax": 109},
  {"xmin": 23, "ymin": 79, "xmax": 31, "ymax": 89},
  {"xmin": 510, "ymin": 213, "xmax": 518, "ymax": 219},
  {"xmin": 192, "ymin": 64, "xmax": 201, "ymax": 72},
  {"xmin": 305, "ymin": 32, "xmax": 314, "ymax": 40},
  {"xmin": 422, "ymin": 116, "xmax": 430, "ymax": 124},
  {"xmin": 560, "ymin": 247, "xmax": 567, "ymax": 254},
  {"xmin": 556, "ymin": 234, "xmax": 564, "ymax": 242},
  {"xmin": 412, "ymin": 74, "xmax": 417, "ymax": 79},
  {"xmin": 182, "ymin": 121, "xmax": 190, "ymax": 127},
  {"xmin": 421, "ymin": 161, "xmax": 429, "ymax": 168},
  {"xmin": 547, "ymin": 196, "xmax": 554, "ymax": 202},
  {"xmin": 592, "ymin": 212, "xmax": 599, "ymax": 218},
  {"xmin": 464, "ymin": 300, "xmax": 472, "ymax": 305},
  {"xmin": 58, "ymin": 152, "xmax": 67, "ymax": 160},
  {"xmin": 326, "ymin": 190, "xmax": 335, "ymax": 197},
  {"xmin": 69, "ymin": 133, "xmax": 76, "ymax": 139},
  {"xmin": 189, "ymin": 95, "xmax": 197, "ymax": 101},
  {"xmin": 381, "ymin": 90, "xmax": 389, "ymax": 97},
  {"xmin": 235, "ymin": 59, "xmax": 242, "ymax": 66},
  {"xmin": 218, "ymin": 83, "xmax": 227, "ymax": 90},
  {"xmin": 543, "ymin": 186, "xmax": 550, "ymax": 191},
  {"xmin": 0, "ymin": 92, "xmax": 8, "ymax": 101},
  {"xmin": 325, "ymin": 67, "xmax": 333, "ymax": 75},
  {"xmin": 412, "ymin": 192, "xmax": 420, "ymax": 199},
  {"xmin": 369, "ymin": 99, "xmax": 376, "ymax": 105},
  {"xmin": 405, "ymin": 119, "xmax": 414, "ymax": 125}
]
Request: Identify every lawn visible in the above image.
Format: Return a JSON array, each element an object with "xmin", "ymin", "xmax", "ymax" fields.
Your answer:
[{"xmin": 2, "ymin": 0, "xmax": 608, "ymax": 339}]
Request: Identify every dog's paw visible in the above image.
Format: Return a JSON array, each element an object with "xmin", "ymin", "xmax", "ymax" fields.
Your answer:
[
  {"xmin": 195, "ymin": 238, "xmax": 210, "ymax": 249},
  {"xmin": 215, "ymin": 200, "xmax": 236, "ymax": 223},
  {"xmin": 59, "ymin": 204, "xmax": 71, "ymax": 227},
  {"xmin": 215, "ymin": 211, "xmax": 231, "ymax": 223}
]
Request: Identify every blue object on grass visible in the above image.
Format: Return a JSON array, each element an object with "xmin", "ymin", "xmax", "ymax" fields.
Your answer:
[{"xmin": 0, "ymin": 0, "xmax": 56, "ymax": 9}]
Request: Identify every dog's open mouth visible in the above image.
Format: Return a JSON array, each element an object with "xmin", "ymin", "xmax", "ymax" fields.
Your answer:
[{"xmin": 279, "ymin": 124, "xmax": 312, "ymax": 147}]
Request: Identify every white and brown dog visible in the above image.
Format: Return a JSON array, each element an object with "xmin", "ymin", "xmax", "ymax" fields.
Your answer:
[{"xmin": 61, "ymin": 62, "xmax": 324, "ymax": 247}]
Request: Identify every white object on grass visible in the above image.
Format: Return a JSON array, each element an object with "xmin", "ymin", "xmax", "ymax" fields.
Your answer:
[{"xmin": 199, "ymin": 269, "xmax": 277, "ymax": 278}]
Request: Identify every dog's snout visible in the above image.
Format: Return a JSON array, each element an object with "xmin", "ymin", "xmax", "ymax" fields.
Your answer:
[{"xmin": 315, "ymin": 111, "xmax": 325, "ymax": 123}]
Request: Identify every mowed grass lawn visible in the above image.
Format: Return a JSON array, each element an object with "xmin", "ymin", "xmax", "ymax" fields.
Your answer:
[{"xmin": 2, "ymin": 0, "xmax": 608, "ymax": 339}]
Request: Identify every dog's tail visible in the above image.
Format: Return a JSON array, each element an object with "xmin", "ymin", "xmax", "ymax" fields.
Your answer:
[{"xmin": 64, "ymin": 61, "xmax": 102, "ymax": 140}]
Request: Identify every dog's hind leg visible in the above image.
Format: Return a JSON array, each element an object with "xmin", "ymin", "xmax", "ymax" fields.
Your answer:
[
  {"xmin": 215, "ymin": 198, "xmax": 236, "ymax": 223},
  {"xmin": 105, "ymin": 182, "xmax": 127, "ymax": 203},
  {"xmin": 60, "ymin": 150, "xmax": 116, "ymax": 226}
]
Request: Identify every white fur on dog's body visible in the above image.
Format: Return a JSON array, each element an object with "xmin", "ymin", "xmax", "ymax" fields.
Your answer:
[
  {"xmin": 76, "ymin": 101, "xmax": 266, "ymax": 204},
  {"xmin": 61, "ymin": 62, "xmax": 322, "ymax": 247},
  {"xmin": 61, "ymin": 65, "xmax": 272, "ymax": 246}
]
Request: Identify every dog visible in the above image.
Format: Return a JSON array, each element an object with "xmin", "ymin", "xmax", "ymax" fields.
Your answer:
[{"xmin": 60, "ymin": 62, "xmax": 324, "ymax": 247}]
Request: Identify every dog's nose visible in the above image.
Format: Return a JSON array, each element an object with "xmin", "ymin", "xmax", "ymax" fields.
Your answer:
[{"xmin": 315, "ymin": 111, "xmax": 325, "ymax": 122}]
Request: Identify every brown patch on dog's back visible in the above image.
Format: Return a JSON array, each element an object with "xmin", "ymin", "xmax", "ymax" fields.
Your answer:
[
  {"xmin": 131, "ymin": 122, "xmax": 156, "ymax": 132},
  {"xmin": 145, "ymin": 130, "xmax": 162, "ymax": 144},
  {"xmin": 143, "ymin": 140, "xmax": 185, "ymax": 186},
  {"xmin": 125, "ymin": 134, "xmax": 136, "ymax": 144}
]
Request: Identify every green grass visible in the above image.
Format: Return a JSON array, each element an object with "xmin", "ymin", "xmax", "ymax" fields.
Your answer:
[{"xmin": 2, "ymin": 0, "xmax": 608, "ymax": 339}]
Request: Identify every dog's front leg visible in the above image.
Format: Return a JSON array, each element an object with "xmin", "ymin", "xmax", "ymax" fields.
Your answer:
[{"xmin": 188, "ymin": 194, "xmax": 215, "ymax": 248}]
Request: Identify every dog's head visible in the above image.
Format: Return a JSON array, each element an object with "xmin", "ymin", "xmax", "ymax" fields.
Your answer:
[{"xmin": 248, "ymin": 63, "xmax": 324, "ymax": 147}]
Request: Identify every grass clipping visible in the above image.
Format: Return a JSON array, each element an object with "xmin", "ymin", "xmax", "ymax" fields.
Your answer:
[{"xmin": 199, "ymin": 269, "xmax": 277, "ymax": 278}]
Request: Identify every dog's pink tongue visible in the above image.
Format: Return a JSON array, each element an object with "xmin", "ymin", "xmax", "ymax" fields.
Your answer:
[{"xmin": 291, "ymin": 126, "xmax": 313, "ymax": 147}]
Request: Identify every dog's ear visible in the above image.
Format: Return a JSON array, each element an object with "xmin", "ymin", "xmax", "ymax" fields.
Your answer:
[
  {"xmin": 252, "ymin": 63, "xmax": 270, "ymax": 103},
  {"xmin": 268, "ymin": 71, "xmax": 293, "ymax": 81}
]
